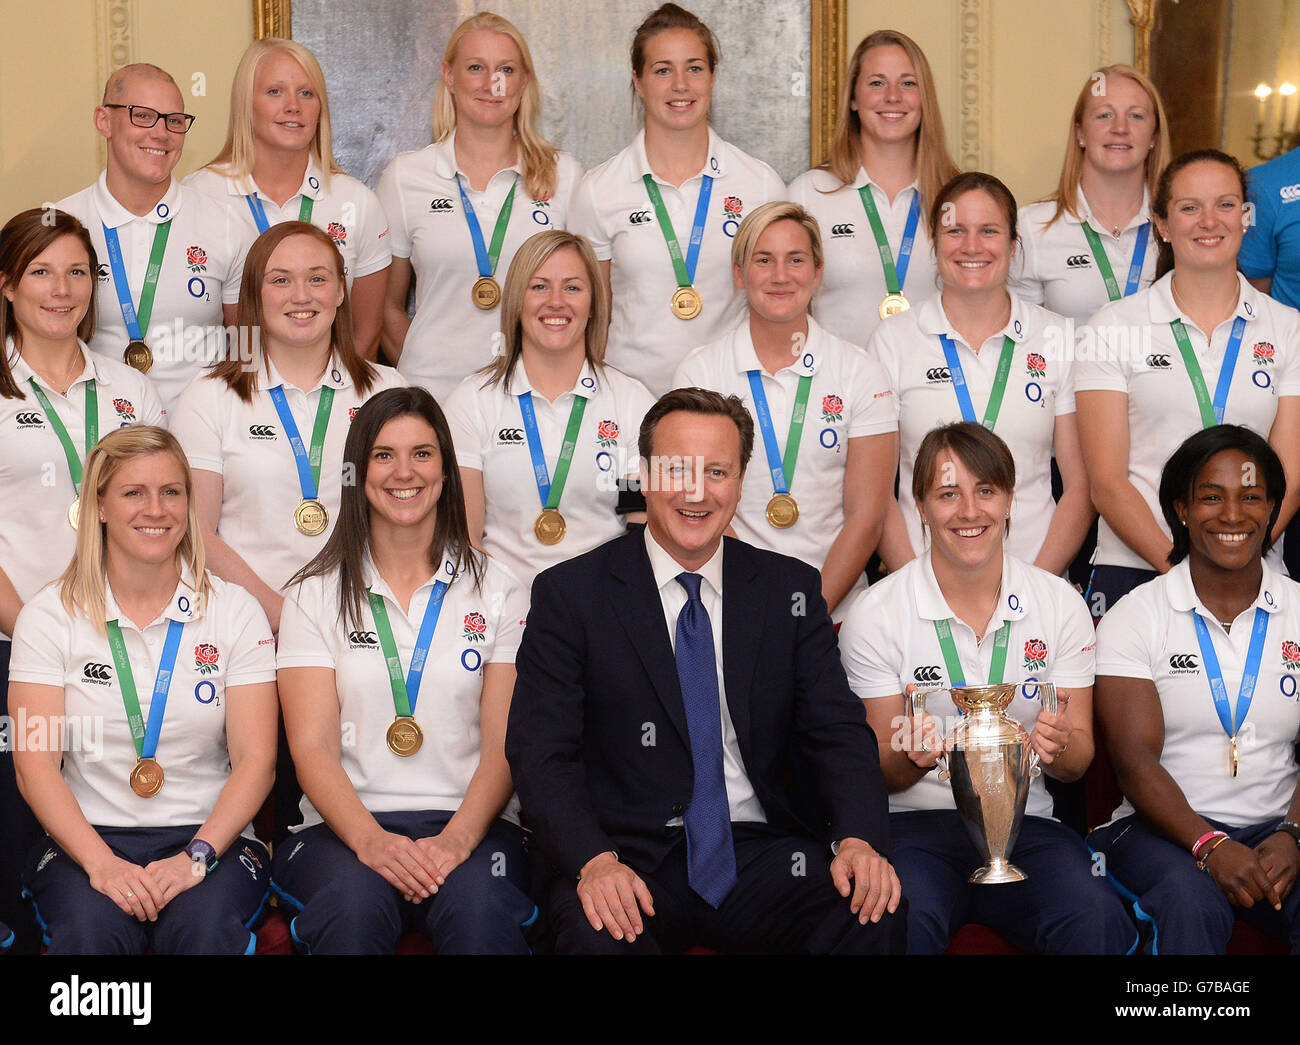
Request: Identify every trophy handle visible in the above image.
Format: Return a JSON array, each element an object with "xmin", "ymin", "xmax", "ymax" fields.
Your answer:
[
  {"xmin": 908, "ymin": 687, "xmax": 950, "ymax": 781},
  {"xmin": 1027, "ymin": 683, "xmax": 1058, "ymax": 778}
]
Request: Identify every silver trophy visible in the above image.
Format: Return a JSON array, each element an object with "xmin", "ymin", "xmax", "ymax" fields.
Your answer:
[{"xmin": 909, "ymin": 682, "xmax": 1057, "ymax": 884}]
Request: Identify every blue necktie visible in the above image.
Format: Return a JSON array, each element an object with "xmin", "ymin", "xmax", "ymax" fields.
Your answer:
[{"xmin": 674, "ymin": 572, "xmax": 738, "ymax": 908}]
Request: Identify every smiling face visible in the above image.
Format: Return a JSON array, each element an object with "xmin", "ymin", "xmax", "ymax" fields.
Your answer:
[
  {"xmin": 918, "ymin": 452, "xmax": 1010, "ymax": 574},
  {"xmin": 519, "ymin": 245, "xmax": 592, "ymax": 358},
  {"xmin": 936, "ymin": 188, "xmax": 1015, "ymax": 296},
  {"xmin": 94, "ymin": 74, "xmax": 186, "ymax": 186},
  {"xmin": 634, "ymin": 27, "xmax": 715, "ymax": 134},
  {"xmin": 251, "ymin": 51, "xmax": 321, "ymax": 155},
  {"xmin": 258, "ymin": 233, "xmax": 344, "ymax": 354},
  {"xmin": 1177, "ymin": 448, "xmax": 1273, "ymax": 573},
  {"xmin": 1075, "ymin": 74, "xmax": 1157, "ymax": 179},
  {"xmin": 1154, "ymin": 159, "xmax": 1246, "ymax": 274},
  {"xmin": 364, "ymin": 413, "xmax": 444, "ymax": 532},
  {"xmin": 735, "ymin": 218, "xmax": 822, "ymax": 326},
  {"xmin": 442, "ymin": 29, "xmax": 529, "ymax": 130},
  {"xmin": 2, "ymin": 234, "xmax": 94, "ymax": 346},
  {"xmin": 852, "ymin": 44, "xmax": 922, "ymax": 146},
  {"xmin": 641, "ymin": 410, "xmax": 743, "ymax": 571},
  {"xmin": 99, "ymin": 451, "xmax": 189, "ymax": 569}
]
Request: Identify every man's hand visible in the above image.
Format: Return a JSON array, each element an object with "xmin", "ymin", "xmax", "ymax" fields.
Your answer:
[
  {"xmin": 830, "ymin": 837, "xmax": 901, "ymax": 924},
  {"xmin": 576, "ymin": 851, "xmax": 655, "ymax": 942}
]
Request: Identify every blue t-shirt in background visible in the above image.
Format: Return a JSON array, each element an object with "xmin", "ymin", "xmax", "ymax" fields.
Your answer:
[{"xmin": 1241, "ymin": 148, "xmax": 1300, "ymax": 310}]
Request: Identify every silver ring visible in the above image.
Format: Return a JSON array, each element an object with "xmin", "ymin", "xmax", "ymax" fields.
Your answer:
[{"xmin": 125, "ymin": 890, "xmax": 135, "ymax": 898}]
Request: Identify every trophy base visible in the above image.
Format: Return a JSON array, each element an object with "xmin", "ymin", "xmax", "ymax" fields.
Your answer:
[{"xmin": 969, "ymin": 859, "xmax": 1028, "ymax": 885}]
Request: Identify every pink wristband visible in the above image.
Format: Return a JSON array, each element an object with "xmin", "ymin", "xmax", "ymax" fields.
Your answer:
[{"xmin": 1192, "ymin": 830, "xmax": 1227, "ymax": 859}]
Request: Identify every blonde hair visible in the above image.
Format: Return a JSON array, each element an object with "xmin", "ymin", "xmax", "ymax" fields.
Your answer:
[
  {"xmin": 433, "ymin": 13, "xmax": 559, "ymax": 202},
  {"xmin": 824, "ymin": 30, "xmax": 957, "ymax": 208},
  {"xmin": 59, "ymin": 426, "xmax": 210, "ymax": 630},
  {"xmin": 481, "ymin": 230, "xmax": 608, "ymax": 391},
  {"xmin": 203, "ymin": 38, "xmax": 342, "ymax": 191},
  {"xmin": 730, "ymin": 201, "xmax": 825, "ymax": 272},
  {"xmin": 1041, "ymin": 65, "xmax": 1171, "ymax": 226}
]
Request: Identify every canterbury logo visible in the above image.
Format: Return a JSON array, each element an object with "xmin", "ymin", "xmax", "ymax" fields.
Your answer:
[
  {"xmin": 96, "ymin": 264, "xmax": 111, "ymax": 281},
  {"xmin": 1169, "ymin": 654, "xmax": 1200, "ymax": 670},
  {"xmin": 82, "ymin": 662, "xmax": 113, "ymax": 682},
  {"xmin": 628, "ymin": 211, "xmax": 652, "ymax": 225},
  {"xmin": 1145, "ymin": 354, "xmax": 1171, "ymax": 368},
  {"xmin": 15, "ymin": 412, "xmax": 44, "ymax": 427},
  {"xmin": 926, "ymin": 367, "xmax": 951, "ymax": 382},
  {"xmin": 913, "ymin": 665, "xmax": 942, "ymax": 683},
  {"xmin": 1065, "ymin": 254, "xmax": 1092, "ymax": 268},
  {"xmin": 428, "ymin": 199, "xmax": 453, "ymax": 212},
  {"xmin": 497, "ymin": 427, "xmax": 525, "ymax": 443},
  {"xmin": 830, "ymin": 223, "xmax": 855, "ymax": 236},
  {"xmin": 1281, "ymin": 184, "xmax": 1300, "ymax": 203},
  {"xmin": 248, "ymin": 424, "xmax": 277, "ymax": 437},
  {"xmin": 348, "ymin": 631, "xmax": 378, "ymax": 646}
]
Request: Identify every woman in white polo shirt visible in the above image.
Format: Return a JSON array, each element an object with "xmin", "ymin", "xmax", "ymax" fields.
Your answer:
[
  {"xmin": 1075, "ymin": 150, "xmax": 1300, "ymax": 619},
  {"xmin": 1093, "ymin": 426, "xmax": 1300, "ymax": 953},
  {"xmin": 787, "ymin": 29, "xmax": 957, "ymax": 348},
  {"xmin": 9, "ymin": 426, "xmax": 278, "ymax": 954},
  {"xmin": 1011, "ymin": 65, "xmax": 1170, "ymax": 324},
  {"xmin": 172, "ymin": 222, "xmax": 404, "ymax": 637},
  {"xmin": 272, "ymin": 387, "xmax": 533, "ymax": 954},
  {"xmin": 0, "ymin": 209, "xmax": 165, "ymax": 948},
  {"xmin": 377, "ymin": 13, "xmax": 583, "ymax": 402},
  {"xmin": 186, "ymin": 39, "xmax": 392, "ymax": 359},
  {"xmin": 840, "ymin": 422, "xmax": 1134, "ymax": 954},
  {"xmin": 568, "ymin": 3, "xmax": 786, "ymax": 394},
  {"xmin": 445, "ymin": 230, "xmax": 653, "ymax": 594},
  {"xmin": 868, "ymin": 172, "xmax": 1092, "ymax": 576},
  {"xmin": 674, "ymin": 202, "xmax": 896, "ymax": 615}
]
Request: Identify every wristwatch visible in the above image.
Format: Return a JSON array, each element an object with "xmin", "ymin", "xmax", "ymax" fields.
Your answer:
[
  {"xmin": 185, "ymin": 839, "xmax": 219, "ymax": 878},
  {"xmin": 1276, "ymin": 821, "xmax": 1300, "ymax": 849}
]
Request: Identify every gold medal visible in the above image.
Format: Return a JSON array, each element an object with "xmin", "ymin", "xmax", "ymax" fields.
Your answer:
[
  {"xmin": 765, "ymin": 493, "xmax": 799, "ymax": 529},
  {"xmin": 123, "ymin": 340, "xmax": 153, "ymax": 373},
  {"xmin": 1230, "ymin": 735, "xmax": 1239, "ymax": 778},
  {"xmin": 386, "ymin": 716, "xmax": 424, "ymax": 756},
  {"xmin": 129, "ymin": 757, "xmax": 164, "ymax": 798},
  {"xmin": 294, "ymin": 499, "xmax": 328, "ymax": 536},
  {"xmin": 67, "ymin": 498, "xmax": 81, "ymax": 530},
  {"xmin": 534, "ymin": 508, "xmax": 566, "ymax": 545},
  {"xmin": 472, "ymin": 276, "xmax": 502, "ymax": 310},
  {"xmin": 879, "ymin": 293, "xmax": 910, "ymax": 320},
  {"xmin": 671, "ymin": 285, "xmax": 703, "ymax": 320}
]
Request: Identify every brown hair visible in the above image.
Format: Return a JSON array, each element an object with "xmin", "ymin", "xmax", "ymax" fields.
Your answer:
[
  {"xmin": 638, "ymin": 386, "xmax": 754, "ymax": 471},
  {"xmin": 1152, "ymin": 148, "xmax": 1248, "ymax": 280},
  {"xmin": 928, "ymin": 171, "xmax": 1019, "ymax": 245},
  {"xmin": 0, "ymin": 209, "xmax": 99, "ymax": 400},
  {"xmin": 208, "ymin": 221, "xmax": 376, "ymax": 403},
  {"xmin": 631, "ymin": 3, "xmax": 720, "ymax": 80},
  {"xmin": 912, "ymin": 421, "xmax": 1017, "ymax": 506}
]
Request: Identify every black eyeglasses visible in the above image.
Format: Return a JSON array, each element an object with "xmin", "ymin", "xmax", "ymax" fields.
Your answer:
[{"xmin": 103, "ymin": 104, "xmax": 196, "ymax": 134}]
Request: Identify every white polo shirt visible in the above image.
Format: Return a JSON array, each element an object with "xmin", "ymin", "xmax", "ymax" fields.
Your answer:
[
  {"xmin": 673, "ymin": 316, "xmax": 896, "ymax": 602},
  {"xmin": 170, "ymin": 356, "xmax": 405, "ymax": 594},
  {"xmin": 786, "ymin": 166, "xmax": 939, "ymax": 348},
  {"xmin": 57, "ymin": 174, "xmax": 253, "ymax": 415},
  {"xmin": 184, "ymin": 158, "xmax": 392, "ymax": 288},
  {"xmin": 0, "ymin": 340, "xmax": 165, "ymax": 639},
  {"xmin": 376, "ymin": 134, "xmax": 584, "ymax": 402},
  {"xmin": 840, "ymin": 551, "xmax": 1096, "ymax": 818},
  {"xmin": 1074, "ymin": 272, "xmax": 1300, "ymax": 570},
  {"xmin": 866, "ymin": 291, "xmax": 1076, "ymax": 564},
  {"xmin": 9, "ymin": 571, "xmax": 276, "ymax": 831},
  {"xmin": 444, "ymin": 360, "xmax": 653, "ymax": 594},
  {"xmin": 277, "ymin": 551, "xmax": 528, "ymax": 829},
  {"xmin": 568, "ymin": 128, "xmax": 786, "ymax": 394},
  {"xmin": 1096, "ymin": 560, "xmax": 1300, "ymax": 827},
  {"xmin": 1010, "ymin": 192, "xmax": 1157, "ymax": 324}
]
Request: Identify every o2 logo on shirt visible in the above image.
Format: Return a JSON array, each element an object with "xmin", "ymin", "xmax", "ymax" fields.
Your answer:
[
  {"xmin": 721, "ymin": 195, "xmax": 743, "ymax": 239},
  {"xmin": 461, "ymin": 648, "xmax": 482, "ymax": 673},
  {"xmin": 194, "ymin": 680, "xmax": 220, "ymax": 706},
  {"xmin": 531, "ymin": 199, "xmax": 552, "ymax": 227}
]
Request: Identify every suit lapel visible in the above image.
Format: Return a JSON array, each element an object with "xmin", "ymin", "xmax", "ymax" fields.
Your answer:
[{"xmin": 721, "ymin": 538, "xmax": 762, "ymax": 758}]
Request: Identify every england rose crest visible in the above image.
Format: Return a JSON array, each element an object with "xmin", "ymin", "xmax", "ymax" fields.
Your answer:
[
  {"xmin": 1024, "ymin": 638, "xmax": 1048, "ymax": 671},
  {"xmin": 596, "ymin": 420, "xmax": 620, "ymax": 447},
  {"xmin": 348, "ymin": 406, "xmax": 360, "ymax": 421},
  {"xmin": 463, "ymin": 612, "xmax": 487, "ymax": 643},
  {"xmin": 1026, "ymin": 352, "xmax": 1047, "ymax": 378},
  {"xmin": 194, "ymin": 643, "xmax": 220, "ymax": 675},
  {"xmin": 723, "ymin": 196, "xmax": 743, "ymax": 214},
  {"xmin": 112, "ymin": 397, "xmax": 136, "ymax": 421},
  {"xmin": 1254, "ymin": 342, "xmax": 1276, "ymax": 365},
  {"xmin": 327, "ymin": 222, "xmax": 347, "ymax": 244},
  {"xmin": 185, "ymin": 246, "xmax": 208, "ymax": 273},
  {"xmin": 1283, "ymin": 640, "xmax": 1300, "ymax": 671},
  {"xmin": 821, "ymin": 394, "xmax": 844, "ymax": 423}
]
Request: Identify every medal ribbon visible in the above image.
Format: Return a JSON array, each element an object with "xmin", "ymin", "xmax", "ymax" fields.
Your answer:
[
  {"xmin": 268, "ymin": 385, "xmax": 335, "ymax": 501},
  {"xmin": 933, "ymin": 618, "xmax": 1011, "ymax": 687},
  {"xmin": 27, "ymin": 379, "xmax": 97, "ymax": 494},
  {"xmin": 367, "ymin": 580, "xmax": 449, "ymax": 719},
  {"xmin": 858, "ymin": 186, "xmax": 921, "ymax": 295},
  {"xmin": 1081, "ymin": 221, "xmax": 1151, "ymax": 301},
  {"xmin": 747, "ymin": 370, "xmax": 812, "ymax": 497},
  {"xmin": 102, "ymin": 220, "xmax": 172, "ymax": 341},
  {"xmin": 455, "ymin": 175, "xmax": 518, "ymax": 279},
  {"xmin": 105, "ymin": 617, "xmax": 185, "ymax": 760},
  {"xmin": 642, "ymin": 173, "xmax": 714, "ymax": 289},
  {"xmin": 1169, "ymin": 316, "xmax": 1247, "ymax": 428},
  {"xmin": 245, "ymin": 194, "xmax": 315, "ymax": 234},
  {"xmin": 939, "ymin": 334, "xmax": 1017, "ymax": 431},
  {"xmin": 1191, "ymin": 607, "xmax": 1269, "ymax": 765},
  {"xmin": 517, "ymin": 391, "xmax": 588, "ymax": 510}
]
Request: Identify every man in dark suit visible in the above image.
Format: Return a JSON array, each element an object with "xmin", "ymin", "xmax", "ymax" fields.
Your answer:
[{"xmin": 506, "ymin": 387, "xmax": 904, "ymax": 954}]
